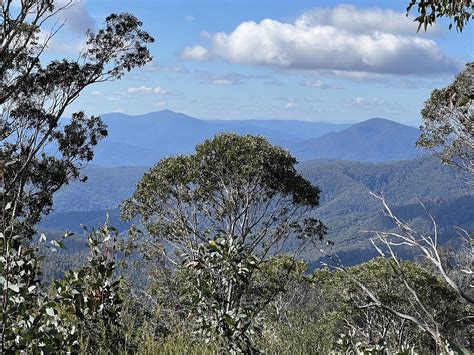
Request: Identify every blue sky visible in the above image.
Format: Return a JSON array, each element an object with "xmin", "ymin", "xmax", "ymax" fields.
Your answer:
[{"xmin": 45, "ymin": 0, "xmax": 473, "ymax": 125}]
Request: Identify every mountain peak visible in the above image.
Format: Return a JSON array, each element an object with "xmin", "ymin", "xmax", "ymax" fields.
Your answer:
[{"xmin": 292, "ymin": 117, "xmax": 421, "ymax": 163}]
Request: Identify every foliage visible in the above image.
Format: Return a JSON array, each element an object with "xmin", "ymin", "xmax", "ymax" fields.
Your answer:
[
  {"xmin": 313, "ymin": 258, "xmax": 471, "ymax": 353},
  {"xmin": 122, "ymin": 133, "xmax": 325, "ymax": 263},
  {"xmin": 0, "ymin": 222, "xmax": 49, "ymax": 352},
  {"xmin": 51, "ymin": 223, "xmax": 124, "ymax": 353},
  {"xmin": 121, "ymin": 134, "xmax": 327, "ymax": 352},
  {"xmin": 406, "ymin": 0, "xmax": 473, "ymax": 32},
  {"xmin": 184, "ymin": 237, "xmax": 261, "ymax": 353},
  {"xmin": 417, "ymin": 63, "xmax": 474, "ymax": 176},
  {"xmin": 0, "ymin": 1, "xmax": 153, "ymax": 351}
]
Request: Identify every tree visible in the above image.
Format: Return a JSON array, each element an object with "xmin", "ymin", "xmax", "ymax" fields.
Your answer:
[
  {"xmin": 52, "ymin": 223, "xmax": 124, "ymax": 353},
  {"xmin": 184, "ymin": 237, "xmax": 261, "ymax": 353},
  {"xmin": 313, "ymin": 258, "xmax": 470, "ymax": 353},
  {"xmin": 416, "ymin": 63, "xmax": 474, "ymax": 178},
  {"xmin": 0, "ymin": 1, "xmax": 153, "ymax": 351},
  {"xmin": 122, "ymin": 133, "xmax": 326, "ymax": 351},
  {"xmin": 322, "ymin": 194, "xmax": 473, "ymax": 352},
  {"xmin": 122, "ymin": 133, "xmax": 326, "ymax": 263},
  {"xmin": 406, "ymin": 0, "xmax": 473, "ymax": 32}
]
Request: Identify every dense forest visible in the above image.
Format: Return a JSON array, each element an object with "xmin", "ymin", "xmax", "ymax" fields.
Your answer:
[{"xmin": 1, "ymin": 1, "xmax": 473, "ymax": 354}]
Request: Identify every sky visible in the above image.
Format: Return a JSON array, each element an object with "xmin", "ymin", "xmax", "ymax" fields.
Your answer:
[{"xmin": 43, "ymin": 0, "xmax": 473, "ymax": 125}]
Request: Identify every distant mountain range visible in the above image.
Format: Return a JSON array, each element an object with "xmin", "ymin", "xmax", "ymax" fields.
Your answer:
[
  {"xmin": 91, "ymin": 110, "xmax": 422, "ymax": 166},
  {"xmin": 291, "ymin": 118, "xmax": 422, "ymax": 162}
]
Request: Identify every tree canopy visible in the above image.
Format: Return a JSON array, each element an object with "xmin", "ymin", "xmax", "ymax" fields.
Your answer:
[
  {"xmin": 122, "ymin": 133, "xmax": 326, "ymax": 262},
  {"xmin": 0, "ymin": 1, "xmax": 154, "ymax": 351},
  {"xmin": 406, "ymin": 0, "xmax": 473, "ymax": 32},
  {"xmin": 417, "ymin": 63, "xmax": 474, "ymax": 176}
]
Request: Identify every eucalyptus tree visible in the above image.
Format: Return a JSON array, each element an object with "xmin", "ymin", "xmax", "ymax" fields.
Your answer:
[
  {"xmin": 122, "ymin": 133, "xmax": 326, "ymax": 351},
  {"xmin": 122, "ymin": 133, "xmax": 326, "ymax": 263},
  {"xmin": 417, "ymin": 63, "xmax": 474, "ymax": 177},
  {"xmin": 406, "ymin": 0, "xmax": 472, "ymax": 32},
  {"xmin": 0, "ymin": 1, "xmax": 154, "ymax": 351}
]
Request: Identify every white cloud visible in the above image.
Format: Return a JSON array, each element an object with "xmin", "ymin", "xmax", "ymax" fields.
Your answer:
[
  {"xmin": 107, "ymin": 97, "xmax": 120, "ymax": 101},
  {"xmin": 127, "ymin": 86, "xmax": 180, "ymax": 95},
  {"xmin": 295, "ymin": 5, "xmax": 439, "ymax": 36},
  {"xmin": 327, "ymin": 70, "xmax": 387, "ymax": 81},
  {"xmin": 285, "ymin": 102, "xmax": 297, "ymax": 109},
  {"xmin": 153, "ymin": 86, "xmax": 172, "ymax": 95},
  {"xmin": 194, "ymin": 70, "xmax": 268, "ymax": 85},
  {"xmin": 185, "ymin": 15, "xmax": 195, "ymax": 22},
  {"xmin": 182, "ymin": 5, "xmax": 459, "ymax": 75},
  {"xmin": 181, "ymin": 45, "xmax": 209, "ymax": 60},
  {"xmin": 91, "ymin": 90, "xmax": 102, "ymax": 96},
  {"xmin": 346, "ymin": 97, "xmax": 385, "ymax": 107},
  {"xmin": 152, "ymin": 101, "xmax": 166, "ymax": 107},
  {"xmin": 127, "ymin": 86, "xmax": 153, "ymax": 94},
  {"xmin": 300, "ymin": 79, "xmax": 342, "ymax": 89}
]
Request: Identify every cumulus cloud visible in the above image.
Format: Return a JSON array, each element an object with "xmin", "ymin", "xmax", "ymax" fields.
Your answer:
[
  {"xmin": 181, "ymin": 45, "xmax": 209, "ymax": 60},
  {"xmin": 300, "ymin": 79, "xmax": 343, "ymax": 89},
  {"xmin": 185, "ymin": 15, "xmax": 195, "ymax": 22},
  {"xmin": 182, "ymin": 5, "xmax": 459, "ymax": 75},
  {"xmin": 127, "ymin": 86, "xmax": 153, "ymax": 94},
  {"xmin": 295, "ymin": 5, "xmax": 436, "ymax": 36}
]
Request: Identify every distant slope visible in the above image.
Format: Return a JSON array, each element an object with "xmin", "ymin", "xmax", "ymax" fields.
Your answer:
[
  {"xmin": 92, "ymin": 110, "xmax": 349, "ymax": 166},
  {"xmin": 204, "ymin": 119, "xmax": 350, "ymax": 141},
  {"xmin": 292, "ymin": 118, "xmax": 422, "ymax": 162},
  {"xmin": 92, "ymin": 141, "xmax": 160, "ymax": 167},
  {"xmin": 53, "ymin": 165, "xmax": 148, "ymax": 213},
  {"xmin": 299, "ymin": 157, "xmax": 473, "ymax": 245},
  {"xmin": 46, "ymin": 157, "xmax": 474, "ymax": 263}
]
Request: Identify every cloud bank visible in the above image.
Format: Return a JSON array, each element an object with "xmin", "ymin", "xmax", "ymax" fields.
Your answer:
[{"xmin": 181, "ymin": 5, "xmax": 460, "ymax": 76}]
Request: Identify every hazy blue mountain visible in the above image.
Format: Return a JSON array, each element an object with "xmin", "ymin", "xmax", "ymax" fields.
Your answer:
[
  {"xmin": 92, "ymin": 141, "xmax": 160, "ymax": 167},
  {"xmin": 204, "ymin": 119, "xmax": 350, "ymax": 141},
  {"xmin": 291, "ymin": 118, "xmax": 422, "ymax": 162},
  {"xmin": 92, "ymin": 110, "xmax": 349, "ymax": 166}
]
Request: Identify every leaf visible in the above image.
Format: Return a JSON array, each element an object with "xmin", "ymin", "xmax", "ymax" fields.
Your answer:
[
  {"xmin": 8, "ymin": 284, "xmax": 20, "ymax": 293},
  {"xmin": 50, "ymin": 240, "xmax": 65, "ymax": 249},
  {"xmin": 46, "ymin": 307, "xmax": 55, "ymax": 317}
]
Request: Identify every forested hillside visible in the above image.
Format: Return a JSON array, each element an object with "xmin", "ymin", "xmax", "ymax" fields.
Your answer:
[{"xmin": 43, "ymin": 156, "xmax": 473, "ymax": 265}]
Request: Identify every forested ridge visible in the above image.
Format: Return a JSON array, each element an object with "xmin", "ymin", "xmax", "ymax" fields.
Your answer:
[{"xmin": 44, "ymin": 157, "xmax": 473, "ymax": 253}]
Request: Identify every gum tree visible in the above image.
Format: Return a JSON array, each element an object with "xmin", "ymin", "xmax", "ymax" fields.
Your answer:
[
  {"xmin": 0, "ymin": 1, "xmax": 154, "ymax": 351},
  {"xmin": 417, "ymin": 63, "xmax": 474, "ymax": 177},
  {"xmin": 122, "ymin": 133, "xmax": 326, "ymax": 351}
]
